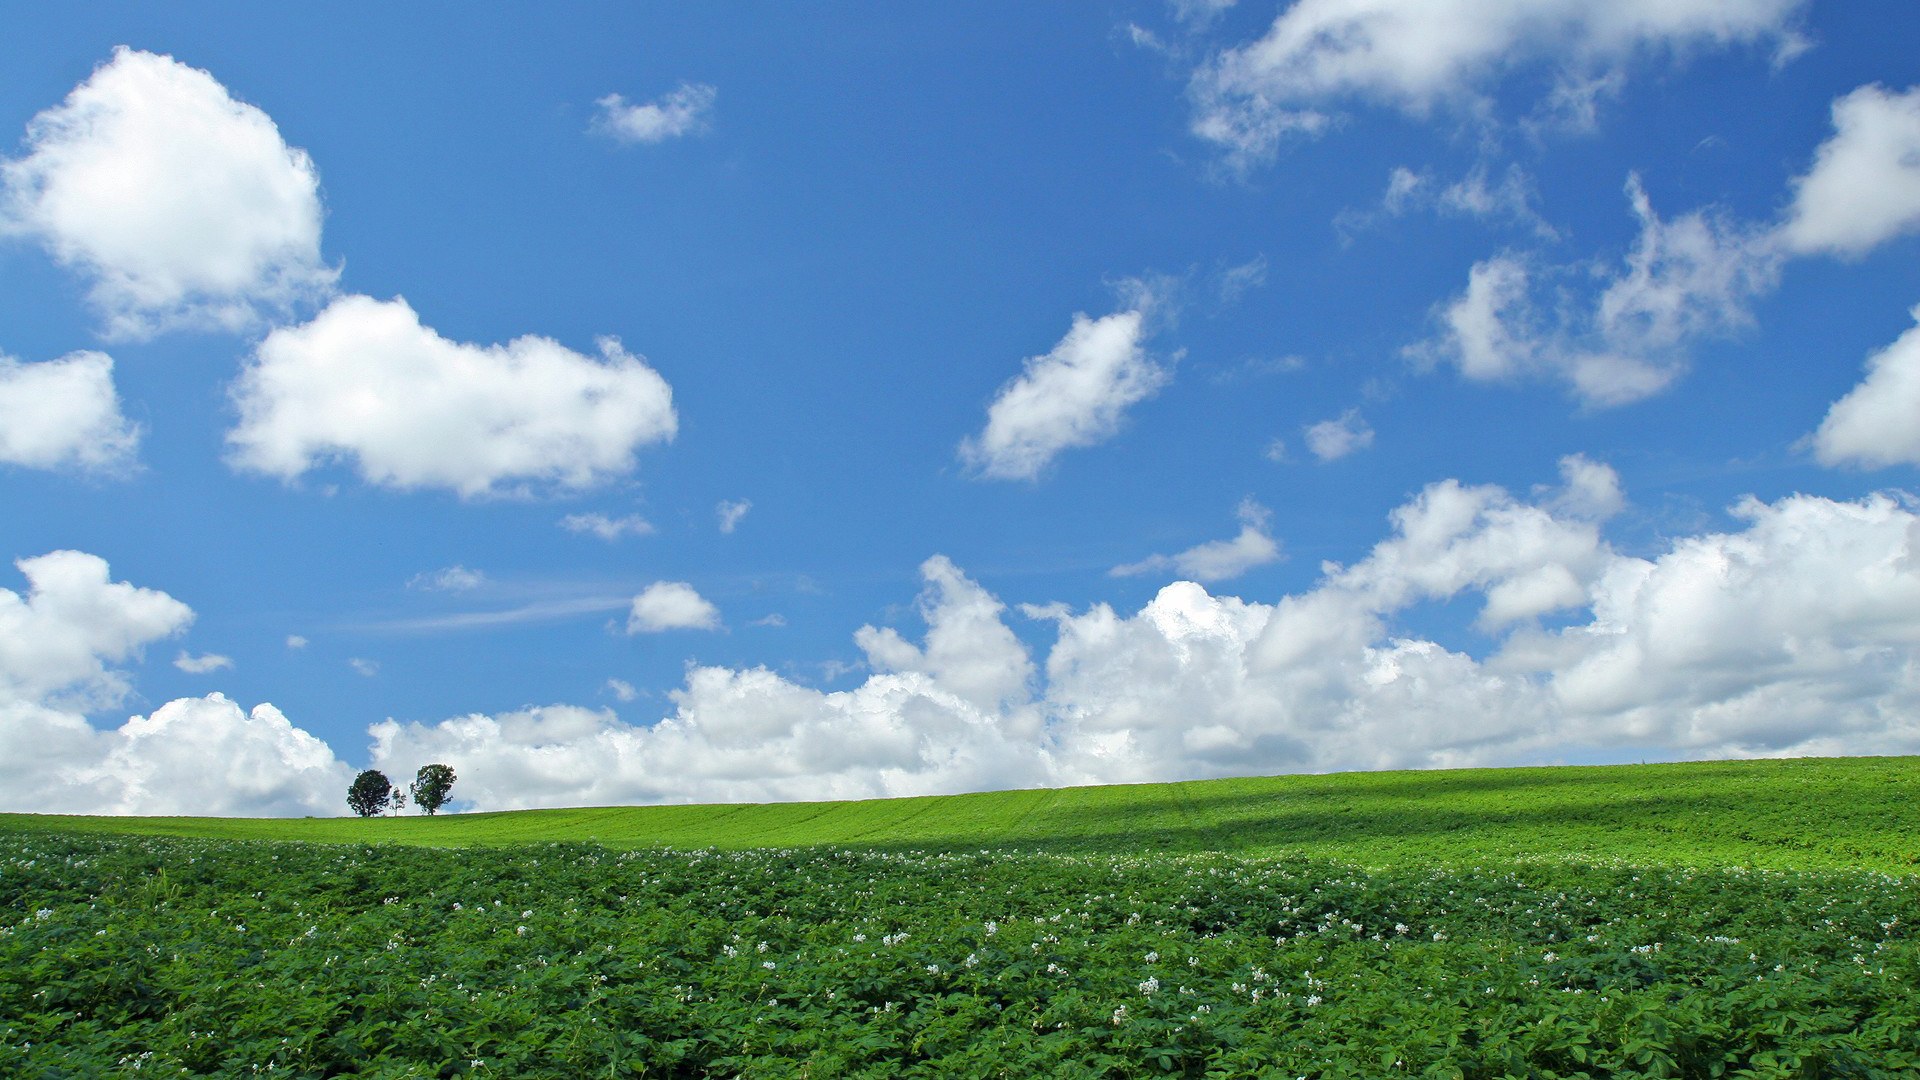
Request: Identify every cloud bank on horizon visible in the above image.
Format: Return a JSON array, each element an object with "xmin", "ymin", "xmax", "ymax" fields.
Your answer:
[{"xmin": 1, "ymin": 5, "xmax": 1917, "ymax": 815}]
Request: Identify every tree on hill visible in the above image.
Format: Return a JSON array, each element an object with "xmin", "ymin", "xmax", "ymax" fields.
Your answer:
[
  {"xmin": 411, "ymin": 764, "xmax": 457, "ymax": 815},
  {"xmin": 347, "ymin": 769, "xmax": 392, "ymax": 818}
]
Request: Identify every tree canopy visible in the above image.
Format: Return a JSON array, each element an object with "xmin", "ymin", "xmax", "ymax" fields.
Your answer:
[
  {"xmin": 347, "ymin": 769, "xmax": 392, "ymax": 818},
  {"xmin": 410, "ymin": 764, "xmax": 456, "ymax": 815}
]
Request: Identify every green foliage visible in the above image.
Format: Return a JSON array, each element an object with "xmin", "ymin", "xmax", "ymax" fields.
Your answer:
[
  {"xmin": 6, "ymin": 756, "xmax": 1917, "ymax": 874},
  {"xmin": 346, "ymin": 769, "xmax": 391, "ymax": 819},
  {"xmin": 3, "ymin": 833, "xmax": 1917, "ymax": 1077},
  {"xmin": 411, "ymin": 764, "xmax": 457, "ymax": 816}
]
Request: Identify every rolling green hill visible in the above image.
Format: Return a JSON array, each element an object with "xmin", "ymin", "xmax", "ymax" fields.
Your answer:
[{"xmin": 5, "ymin": 755, "xmax": 1916, "ymax": 871}]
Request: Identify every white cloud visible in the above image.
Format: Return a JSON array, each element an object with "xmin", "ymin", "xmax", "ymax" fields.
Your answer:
[
  {"xmin": 292, "ymin": 459, "xmax": 1920, "ymax": 809},
  {"xmin": 1190, "ymin": 0, "xmax": 1807, "ymax": 166},
  {"xmin": 1303, "ymin": 408, "xmax": 1375, "ymax": 461},
  {"xmin": 369, "ymin": 558, "xmax": 1047, "ymax": 807},
  {"xmin": 285, "ymin": 634, "xmax": 308, "ymax": 650},
  {"xmin": 1414, "ymin": 176, "xmax": 1778, "ymax": 406},
  {"xmin": 0, "ymin": 47, "xmax": 334, "ymax": 338},
  {"xmin": 1811, "ymin": 304, "xmax": 1920, "ymax": 469},
  {"xmin": 751, "ymin": 613, "xmax": 788, "ymax": 628},
  {"xmin": 1114, "ymin": 499, "xmax": 1283, "ymax": 582},
  {"xmin": 1, "ymin": 694, "xmax": 352, "ymax": 817},
  {"xmin": 960, "ymin": 307, "xmax": 1169, "ymax": 480},
  {"xmin": 0, "ymin": 550, "xmax": 193, "ymax": 709},
  {"xmin": 606, "ymin": 678, "xmax": 639, "ymax": 703},
  {"xmin": 559, "ymin": 512, "xmax": 655, "ymax": 540},
  {"xmin": 627, "ymin": 582, "xmax": 721, "ymax": 633},
  {"xmin": 592, "ymin": 83, "xmax": 717, "ymax": 145},
  {"xmin": 409, "ymin": 565, "xmax": 486, "ymax": 592},
  {"xmin": 173, "ymin": 651, "xmax": 233, "ymax": 674},
  {"xmin": 717, "ymin": 498, "xmax": 752, "ymax": 534},
  {"xmin": 226, "ymin": 294, "xmax": 677, "ymax": 497},
  {"xmin": 1349, "ymin": 164, "xmax": 1555, "ymax": 239},
  {"xmin": 349, "ymin": 658, "xmax": 379, "ymax": 678},
  {"xmin": 0, "ymin": 349, "xmax": 139, "ymax": 474},
  {"xmin": 0, "ymin": 552, "xmax": 350, "ymax": 817},
  {"xmin": 1781, "ymin": 84, "xmax": 1920, "ymax": 258}
]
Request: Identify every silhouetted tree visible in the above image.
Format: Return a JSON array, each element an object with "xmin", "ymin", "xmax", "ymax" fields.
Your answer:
[
  {"xmin": 348, "ymin": 769, "xmax": 392, "ymax": 818},
  {"xmin": 411, "ymin": 764, "xmax": 457, "ymax": 815}
]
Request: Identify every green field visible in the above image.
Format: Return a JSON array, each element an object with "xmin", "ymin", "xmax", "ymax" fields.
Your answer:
[
  {"xmin": 5, "ymin": 756, "xmax": 1917, "ymax": 872},
  {"xmin": 6, "ymin": 757, "xmax": 1919, "ymax": 1077}
]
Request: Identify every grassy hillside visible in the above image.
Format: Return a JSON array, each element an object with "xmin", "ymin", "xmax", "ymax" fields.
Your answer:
[{"xmin": 6, "ymin": 755, "xmax": 1916, "ymax": 871}]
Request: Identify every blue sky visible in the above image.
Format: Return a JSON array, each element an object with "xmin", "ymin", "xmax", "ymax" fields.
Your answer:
[{"xmin": 3, "ymin": 2, "xmax": 1919, "ymax": 815}]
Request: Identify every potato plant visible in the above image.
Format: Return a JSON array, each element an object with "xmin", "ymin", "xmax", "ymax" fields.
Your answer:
[{"xmin": 3, "ymin": 833, "xmax": 1917, "ymax": 1077}]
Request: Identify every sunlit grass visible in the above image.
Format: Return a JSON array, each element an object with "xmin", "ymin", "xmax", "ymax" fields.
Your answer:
[{"xmin": 5, "ymin": 755, "xmax": 1916, "ymax": 872}]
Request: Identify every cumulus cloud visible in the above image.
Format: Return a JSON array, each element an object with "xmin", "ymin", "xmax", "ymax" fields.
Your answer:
[
  {"xmin": 0, "ymin": 47, "xmax": 334, "ymax": 338},
  {"xmin": 370, "ymin": 558, "xmax": 1047, "ymax": 807},
  {"xmin": 560, "ymin": 512, "xmax": 655, "ymax": 540},
  {"xmin": 0, "ymin": 550, "xmax": 193, "ymax": 709},
  {"xmin": 717, "ymin": 498, "xmax": 752, "ymax": 534},
  {"xmin": 0, "ymin": 349, "xmax": 140, "ymax": 474},
  {"xmin": 606, "ymin": 678, "xmax": 639, "ymax": 703},
  {"xmin": 1114, "ymin": 499, "xmax": 1283, "ymax": 582},
  {"xmin": 1811, "ymin": 305, "xmax": 1920, "ymax": 469},
  {"xmin": 358, "ymin": 457, "xmax": 1920, "ymax": 809},
  {"xmin": 349, "ymin": 658, "xmax": 379, "ymax": 678},
  {"xmin": 1781, "ymin": 84, "xmax": 1920, "ymax": 259},
  {"xmin": 1414, "ymin": 175, "xmax": 1778, "ymax": 406},
  {"xmin": 960, "ymin": 307, "xmax": 1169, "ymax": 480},
  {"xmin": 627, "ymin": 582, "xmax": 721, "ymax": 633},
  {"xmin": 173, "ymin": 651, "xmax": 233, "ymax": 674},
  {"xmin": 592, "ymin": 83, "xmax": 717, "ymax": 145},
  {"xmin": 226, "ymin": 294, "xmax": 677, "ymax": 497},
  {"xmin": 1303, "ymin": 409, "xmax": 1375, "ymax": 461},
  {"xmin": 1190, "ymin": 0, "xmax": 1807, "ymax": 166},
  {"xmin": 285, "ymin": 635, "xmax": 308, "ymax": 650},
  {"xmin": 0, "ymin": 551, "xmax": 350, "ymax": 817}
]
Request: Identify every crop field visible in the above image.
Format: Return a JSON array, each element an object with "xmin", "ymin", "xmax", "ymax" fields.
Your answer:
[
  {"xmin": 4, "ymin": 756, "xmax": 1917, "ymax": 872},
  {"xmin": 3, "ymin": 757, "xmax": 1918, "ymax": 1077}
]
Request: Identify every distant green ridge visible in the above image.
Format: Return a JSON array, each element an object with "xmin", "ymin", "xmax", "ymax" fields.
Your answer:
[{"xmin": 4, "ymin": 756, "xmax": 1916, "ymax": 872}]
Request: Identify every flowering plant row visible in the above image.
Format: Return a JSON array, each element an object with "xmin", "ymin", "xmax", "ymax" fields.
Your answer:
[{"xmin": 3, "ymin": 833, "xmax": 1915, "ymax": 1077}]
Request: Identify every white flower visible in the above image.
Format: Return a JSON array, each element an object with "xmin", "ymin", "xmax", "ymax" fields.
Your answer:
[{"xmin": 1139, "ymin": 976, "xmax": 1160, "ymax": 995}]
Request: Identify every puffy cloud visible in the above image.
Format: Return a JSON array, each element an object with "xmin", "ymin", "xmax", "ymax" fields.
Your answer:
[
  {"xmin": 1414, "ymin": 176, "xmax": 1778, "ymax": 406},
  {"xmin": 409, "ymin": 565, "xmax": 486, "ymax": 592},
  {"xmin": 0, "ymin": 47, "xmax": 334, "ymax": 338},
  {"xmin": 173, "ymin": 651, "xmax": 233, "ymax": 674},
  {"xmin": 349, "ymin": 460, "xmax": 1920, "ymax": 810},
  {"xmin": 0, "ymin": 349, "xmax": 139, "ymax": 474},
  {"xmin": 1781, "ymin": 85, "xmax": 1920, "ymax": 258},
  {"xmin": 1303, "ymin": 408, "xmax": 1375, "ymax": 461},
  {"xmin": 717, "ymin": 498, "xmax": 752, "ymax": 534},
  {"xmin": 559, "ymin": 512, "xmax": 656, "ymax": 540},
  {"xmin": 349, "ymin": 658, "xmax": 379, "ymax": 678},
  {"xmin": 1811, "ymin": 305, "xmax": 1920, "ymax": 469},
  {"xmin": 285, "ymin": 635, "xmax": 308, "ymax": 649},
  {"xmin": 1113, "ymin": 499, "xmax": 1283, "ymax": 582},
  {"xmin": 592, "ymin": 83, "xmax": 717, "ymax": 144},
  {"xmin": 606, "ymin": 678, "xmax": 639, "ymax": 702},
  {"xmin": 853, "ymin": 556, "xmax": 1036, "ymax": 716},
  {"xmin": 960, "ymin": 308, "xmax": 1169, "ymax": 480},
  {"xmin": 371, "ymin": 559, "xmax": 1047, "ymax": 807},
  {"xmin": 227, "ymin": 294, "xmax": 677, "ymax": 497},
  {"xmin": 0, "ymin": 550, "xmax": 193, "ymax": 709},
  {"xmin": 627, "ymin": 582, "xmax": 721, "ymax": 633},
  {"xmin": 88, "ymin": 695, "xmax": 352, "ymax": 817},
  {"xmin": 1190, "ymin": 0, "xmax": 1807, "ymax": 165},
  {"xmin": 0, "ymin": 552, "xmax": 348, "ymax": 816}
]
